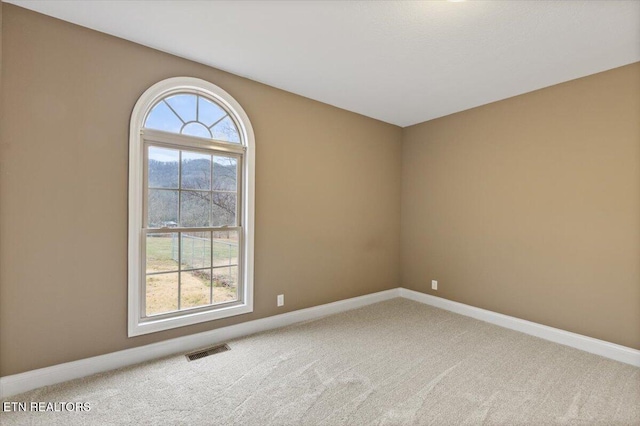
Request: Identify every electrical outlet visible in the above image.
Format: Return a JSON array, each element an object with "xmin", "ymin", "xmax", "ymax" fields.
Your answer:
[
  {"xmin": 431, "ymin": 280, "xmax": 438, "ymax": 290},
  {"xmin": 277, "ymin": 294, "xmax": 285, "ymax": 307}
]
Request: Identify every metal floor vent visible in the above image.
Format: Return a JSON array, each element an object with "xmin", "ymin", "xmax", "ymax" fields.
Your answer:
[{"xmin": 185, "ymin": 344, "xmax": 230, "ymax": 361}]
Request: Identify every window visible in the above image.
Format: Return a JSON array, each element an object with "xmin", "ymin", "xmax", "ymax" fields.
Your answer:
[{"xmin": 128, "ymin": 77, "xmax": 255, "ymax": 337}]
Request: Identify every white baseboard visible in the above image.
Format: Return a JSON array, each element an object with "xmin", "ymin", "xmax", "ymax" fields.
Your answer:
[
  {"xmin": 399, "ymin": 287, "xmax": 640, "ymax": 368},
  {"xmin": 0, "ymin": 288, "xmax": 400, "ymax": 399},
  {"xmin": 2, "ymin": 286, "xmax": 638, "ymax": 399}
]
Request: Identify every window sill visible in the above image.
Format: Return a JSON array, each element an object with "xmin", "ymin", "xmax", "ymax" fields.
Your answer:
[{"xmin": 128, "ymin": 302, "xmax": 253, "ymax": 337}]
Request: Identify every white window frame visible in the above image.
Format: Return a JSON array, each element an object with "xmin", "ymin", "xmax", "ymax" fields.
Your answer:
[{"xmin": 128, "ymin": 77, "xmax": 255, "ymax": 337}]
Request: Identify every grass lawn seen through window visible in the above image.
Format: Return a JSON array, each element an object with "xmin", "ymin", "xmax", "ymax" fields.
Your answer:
[{"xmin": 145, "ymin": 233, "xmax": 239, "ymax": 315}]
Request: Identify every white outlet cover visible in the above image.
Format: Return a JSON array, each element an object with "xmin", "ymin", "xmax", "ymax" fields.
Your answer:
[
  {"xmin": 431, "ymin": 280, "xmax": 438, "ymax": 290},
  {"xmin": 277, "ymin": 294, "xmax": 284, "ymax": 307}
]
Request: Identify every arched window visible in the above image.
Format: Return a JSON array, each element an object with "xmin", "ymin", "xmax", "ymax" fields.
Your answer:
[{"xmin": 128, "ymin": 77, "xmax": 255, "ymax": 337}]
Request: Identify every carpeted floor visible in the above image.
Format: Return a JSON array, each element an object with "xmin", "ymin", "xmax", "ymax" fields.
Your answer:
[{"xmin": 1, "ymin": 298, "xmax": 639, "ymax": 425}]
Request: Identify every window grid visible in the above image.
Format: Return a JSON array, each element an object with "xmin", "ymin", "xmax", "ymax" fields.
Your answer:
[
  {"xmin": 145, "ymin": 93, "xmax": 239, "ymax": 142},
  {"xmin": 143, "ymin": 139, "xmax": 241, "ymax": 318},
  {"xmin": 144, "ymin": 230, "xmax": 240, "ymax": 316},
  {"xmin": 145, "ymin": 147, "xmax": 239, "ymax": 230}
]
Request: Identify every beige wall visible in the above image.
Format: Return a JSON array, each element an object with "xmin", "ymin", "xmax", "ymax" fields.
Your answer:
[
  {"xmin": 0, "ymin": 5, "xmax": 402, "ymax": 376},
  {"xmin": 402, "ymin": 62, "xmax": 640, "ymax": 350}
]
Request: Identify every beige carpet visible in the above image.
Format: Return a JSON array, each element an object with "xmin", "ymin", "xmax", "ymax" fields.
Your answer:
[{"xmin": 1, "ymin": 298, "xmax": 639, "ymax": 425}]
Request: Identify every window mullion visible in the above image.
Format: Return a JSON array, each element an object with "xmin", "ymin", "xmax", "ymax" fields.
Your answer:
[
  {"xmin": 210, "ymin": 230, "xmax": 214, "ymax": 305},
  {"xmin": 237, "ymin": 156, "xmax": 242, "ymax": 227},
  {"xmin": 208, "ymin": 113, "xmax": 229, "ymax": 130},
  {"xmin": 178, "ymin": 150, "xmax": 183, "ymax": 311},
  {"xmin": 178, "ymin": 150, "xmax": 182, "ymax": 226},
  {"xmin": 163, "ymin": 99, "xmax": 186, "ymax": 124},
  {"xmin": 210, "ymin": 155, "xmax": 215, "ymax": 305},
  {"xmin": 142, "ymin": 129, "xmax": 245, "ymax": 154},
  {"xmin": 178, "ymin": 231, "xmax": 182, "ymax": 311},
  {"xmin": 214, "ymin": 155, "xmax": 215, "ymax": 228},
  {"xmin": 145, "ymin": 226, "xmax": 241, "ymax": 234}
]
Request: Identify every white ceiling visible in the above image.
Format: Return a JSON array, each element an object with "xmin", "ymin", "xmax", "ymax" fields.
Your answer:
[{"xmin": 7, "ymin": 0, "xmax": 640, "ymax": 127}]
